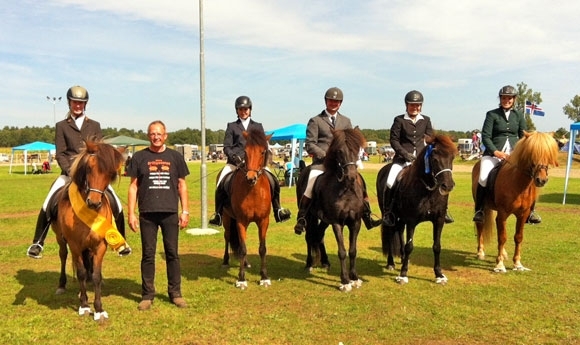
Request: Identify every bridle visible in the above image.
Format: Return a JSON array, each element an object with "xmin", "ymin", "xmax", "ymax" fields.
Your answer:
[
  {"xmin": 336, "ymin": 161, "xmax": 358, "ymax": 182},
  {"xmin": 420, "ymin": 144, "xmax": 453, "ymax": 192}
]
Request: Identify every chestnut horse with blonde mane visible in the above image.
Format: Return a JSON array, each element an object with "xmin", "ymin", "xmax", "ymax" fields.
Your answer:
[
  {"xmin": 221, "ymin": 128, "xmax": 273, "ymax": 289},
  {"xmin": 472, "ymin": 131, "xmax": 559, "ymax": 272},
  {"xmin": 51, "ymin": 140, "xmax": 125, "ymax": 321}
]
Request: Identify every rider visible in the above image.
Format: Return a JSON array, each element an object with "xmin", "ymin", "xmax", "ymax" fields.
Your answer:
[
  {"xmin": 26, "ymin": 85, "xmax": 131, "ymax": 258},
  {"xmin": 208, "ymin": 96, "xmax": 292, "ymax": 226},
  {"xmin": 382, "ymin": 90, "xmax": 454, "ymax": 226},
  {"xmin": 473, "ymin": 85, "xmax": 541, "ymax": 224},
  {"xmin": 293, "ymin": 87, "xmax": 382, "ymax": 235}
]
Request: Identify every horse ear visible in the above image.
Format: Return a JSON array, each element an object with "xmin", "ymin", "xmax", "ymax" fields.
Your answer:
[
  {"xmin": 523, "ymin": 130, "xmax": 532, "ymax": 138},
  {"xmin": 266, "ymin": 133, "xmax": 273, "ymax": 141}
]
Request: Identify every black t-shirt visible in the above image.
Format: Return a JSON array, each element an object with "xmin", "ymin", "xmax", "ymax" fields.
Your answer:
[{"xmin": 127, "ymin": 147, "xmax": 190, "ymax": 213}]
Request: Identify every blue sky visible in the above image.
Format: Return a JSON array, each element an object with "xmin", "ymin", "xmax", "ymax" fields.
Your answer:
[{"xmin": 2, "ymin": 0, "xmax": 579, "ymax": 134}]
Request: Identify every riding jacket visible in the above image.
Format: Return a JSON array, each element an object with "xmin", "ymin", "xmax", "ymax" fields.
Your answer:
[
  {"xmin": 55, "ymin": 115, "xmax": 102, "ymax": 176},
  {"xmin": 481, "ymin": 107, "xmax": 526, "ymax": 156},
  {"xmin": 223, "ymin": 118, "xmax": 264, "ymax": 166},
  {"xmin": 390, "ymin": 113, "xmax": 433, "ymax": 165},
  {"xmin": 305, "ymin": 110, "xmax": 353, "ymax": 165}
]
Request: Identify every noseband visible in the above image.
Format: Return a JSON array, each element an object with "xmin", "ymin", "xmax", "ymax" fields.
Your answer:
[
  {"xmin": 336, "ymin": 161, "xmax": 358, "ymax": 182},
  {"xmin": 421, "ymin": 145, "xmax": 453, "ymax": 191},
  {"xmin": 528, "ymin": 164, "xmax": 549, "ymax": 178}
]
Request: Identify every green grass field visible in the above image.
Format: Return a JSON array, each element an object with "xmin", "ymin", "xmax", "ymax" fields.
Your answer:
[{"xmin": 1, "ymin": 157, "xmax": 580, "ymax": 345}]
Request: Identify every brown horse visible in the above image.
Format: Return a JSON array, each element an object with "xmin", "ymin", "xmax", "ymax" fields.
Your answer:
[
  {"xmin": 51, "ymin": 140, "xmax": 125, "ymax": 321},
  {"xmin": 221, "ymin": 128, "xmax": 273, "ymax": 289},
  {"xmin": 472, "ymin": 131, "xmax": 559, "ymax": 272}
]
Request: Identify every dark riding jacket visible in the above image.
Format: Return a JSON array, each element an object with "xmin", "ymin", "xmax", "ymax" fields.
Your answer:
[
  {"xmin": 481, "ymin": 107, "xmax": 526, "ymax": 156},
  {"xmin": 55, "ymin": 115, "xmax": 102, "ymax": 176},
  {"xmin": 223, "ymin": 118, "xmax": 264, "ymax": 165},
  {"xmin": 390, "ymin": 113, "xmax": 433, "ymax": 165}
]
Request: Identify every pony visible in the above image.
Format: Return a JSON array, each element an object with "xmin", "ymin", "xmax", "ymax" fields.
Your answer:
[
  {"xmin": 472, "ymin": 131, "xmax": 559, "ymax": 272},
  {"xmin": 296, "ymin": 127, "xmax": 367, "ymax": 292},
  {"xmin": 221, "ymin": 128, "xmax": 273, "ymax": 289},
  {"xmin": 376, "ymin": 134, "xmax": 457, "ymax": 284},
  {"xmin": 50, "ymin": 139, "xmax": 125, "ymax": 321}
]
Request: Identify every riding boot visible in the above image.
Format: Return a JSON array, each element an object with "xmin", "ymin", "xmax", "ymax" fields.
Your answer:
[
  {"xmin": 472, "ymin": 184, "xmax": 486, "ymax": 223},
  {"xmin": 266, "ymin": 170, "xmax": 291, "ymax": 223},
  {"xmin": 115, "ymin": 210, "xmax": 132, "ymax": 256},
  {"xmin": 382, "ymin": 187, "xmax": 397, "ymax": 227},
  {"xmin": 362, "ymin": 199, "xmax": 382, "ymax": 230},
  {"xmin": 526, "ymin": 202, "xmax": 542, "ymax": 224},
  {"xmin": 27, "ymin": 209, "xmax": 51, "ymax": 259},
  {"xmin": 294, "ymin": 196, "xmax": 311, "ymax": 235},
  {"xmin": 444, "ymin": 209, "xmax": 454, "ymax": 224},
  {"xmin": 209, "ymin": 183, "xmax": 226, "ymax": 227}
]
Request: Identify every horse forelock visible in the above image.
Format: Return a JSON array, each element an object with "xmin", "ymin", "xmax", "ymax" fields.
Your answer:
[
  {"xmin": 244, "ymin": 128, "xmax": 269, "ymax": 168},
  {"xmin": 510, "ymin": 132, "xmax": 559, "ymax": 169},
  {"xmin": 69, "ymin": 140, "xmax": 123, "ymax": 191},
  {"xmin": 324, "ymin": 128, "xmax": 365, "ymax": 171}
]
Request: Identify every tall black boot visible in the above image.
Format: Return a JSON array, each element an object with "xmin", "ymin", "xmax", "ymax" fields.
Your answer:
[
  {"xmin": 363, "ymin": 199, "xmax": 382, "ymax": 230},
  {"xmin": 472, "ymin": 184, "xmax": 486, "ymax": 223},
  {"xmin": 209, "ymin": 182, "xmax": 227, "ymax": 226},
  {"xmin": 294, "ymin": 196, "xmax": 311, "ymax": 235},
  {"xmin": 27, "ymin": 209, "xmax": 51, "ymax": 259},
  {"xmin": 382, "ymin": 187, "xmax": 397, "ymax": 227},
  {"xmin": 526, "ymin": 202, "xmax": 542, "ymax": 224},
  {"xmin": 266, "ymin": 170, "xmax": 291, "ymax": 223}
]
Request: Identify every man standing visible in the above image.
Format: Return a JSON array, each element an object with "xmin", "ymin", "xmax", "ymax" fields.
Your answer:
[{"xmin": 127, "ymin": 120, "xmax": 190, "ymax": 310}]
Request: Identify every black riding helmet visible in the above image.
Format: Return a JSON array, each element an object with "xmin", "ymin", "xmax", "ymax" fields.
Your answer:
[
  {"xmin": 404, "ymin": 90, "xmax": 423, "ymax": 104},
  {"xmin": 235, "ymin": 96, "xmax": 252, "ymax": 110}
]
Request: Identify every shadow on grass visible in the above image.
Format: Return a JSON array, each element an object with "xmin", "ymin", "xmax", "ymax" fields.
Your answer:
[{"xmin": 13, "ymin": 269, "xmax": 142, "ymax": 311}]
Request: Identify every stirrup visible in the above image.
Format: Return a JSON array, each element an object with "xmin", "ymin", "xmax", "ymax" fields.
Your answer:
[
  {"xmin": 444, "ymin": 212, "xmax": 454, "ymax": 224},
  {"xmin": 363, "ymin": 213, "xmax": 382, "ymax": 230},
  {"xmin": 526, "ymin": 211, "xmax": 542, "ymax": 224},
  {"xmin": 382, "ymin": 212, "xmax": 396, "ymax": 227},
  {"xmin": 117, "ymin": 245, "xmax": 132, "ymax": 257},
  {"xmin": 294, "ymin": 217, "xmax": 306, "ymax": 235},
  {"xmin": 27, "ymin": 243, "xmax": 44, "ymax": 259},
  {"xmin": 472, "ymin": 210, "xmax": 484, "ymax": 223},
  {"xmin": 208, "ymin": 213, "xmax": 222, "ymax": 226},
  {"xmin": 275, "ymin": 208, "xmax": 291, "ymax": 223}
]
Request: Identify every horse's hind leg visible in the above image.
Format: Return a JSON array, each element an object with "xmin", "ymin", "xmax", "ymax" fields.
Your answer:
[
  {"xmin": 476, "ymin": 222, "xmax": 485, "ymax": 260},
  {"xmin": 258, "ymin": 222, "xmax": 271, "ymax": 287},
  {"xmin": 56, "ymin": 240, "xmax": 68, "ymax": 295}
]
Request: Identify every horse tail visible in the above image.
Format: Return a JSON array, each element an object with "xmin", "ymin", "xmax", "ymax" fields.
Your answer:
[
  {"xmin": 381, "ymin": 224, "xmax": 403, "ymax": 258},
  {"xmin": 481, "ymin": 208, "xmax": 495, "ymax": 244}
]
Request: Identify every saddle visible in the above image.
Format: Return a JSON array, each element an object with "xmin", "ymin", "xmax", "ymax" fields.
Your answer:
[{"xmin": 485, "ymin": 161, "xmax": 505, "ymax": 201}]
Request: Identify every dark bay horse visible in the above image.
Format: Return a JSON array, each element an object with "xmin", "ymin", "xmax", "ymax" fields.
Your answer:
[
  {"xmin": 296, "ymin": 128, "xmax": 367, "ymax": 292},
  {"xmin": 376, "ymin": 134, "xmax": 457, "ymax": 284},
  {"xmin": 51, "ymin": 140, "xmax": 125, "ymax": 321},
  {"xmin": 472, "ymin": 131, "xmax": 558, "ymax": 272},
  {"xmin": 221, "ymin": 128, "xmax": 273, "ymax": 289}
]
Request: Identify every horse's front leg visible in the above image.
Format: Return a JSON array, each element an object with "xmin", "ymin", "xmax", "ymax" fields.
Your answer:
[
  {"xmin": 74, "ymin": 254, "xmax": 91, "ymax": 317},
  {"xmin": 432, "ymin": 220, "xmax": 447, "ymax": 284},
  {"xmin": 347, "ymin": 220, "xmax": 362, "ymax": 289},
  {"xmin": 512, "ymin": 217, "xmax": 529, "ymax": 271},
  {"xmin": 235, "ymin": 223, "xmax": 249, "ymax": 290},
  {"xmin": 257, "ymin": 219, "xmax": 271, "ymax": 287},
  {"xmin": 494, "ymin": 214, "xmax": 509, "ymax": 273},
  {"xmin": 56, "ymin": 239, "xmax": 68, "ymax": 295},
  {"xmin": 396, "ymin": 224, "xmax": 416, "ymax": 284},
  {"xmin": 331, "ymin": 224, "xmax": 350, "ymax": 291},
  {"xmin": 92, "ymin": 243, "xmax": 108, "ymax": 321}
]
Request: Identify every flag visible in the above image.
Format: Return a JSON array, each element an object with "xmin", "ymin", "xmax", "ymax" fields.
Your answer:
[{"xmin": 525, "ymin": 101, "xmax": 545, "ymax": 116}]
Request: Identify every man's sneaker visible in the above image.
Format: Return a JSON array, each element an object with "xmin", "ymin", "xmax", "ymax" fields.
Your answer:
[
  {"xmin": 208, "ymin": 213, "xmax": 222, "ymax": 227},
  {"xmin": 171, "ymin": 297, "xmax": 188, "ymax": 308},
  {"xmin": 274, "ymin": 208, "xmax": 291, "ymax": 223},
  {"xmin": 27, "ymin": 244, "xmax": 43, "ymax": 259},
  {"xmin": 137, "ymin": 299, "xmax": 152, "ymax": 311},
  {"xmin": 526, "ymin": 211, "xmax": 542, "ymax": 224}
]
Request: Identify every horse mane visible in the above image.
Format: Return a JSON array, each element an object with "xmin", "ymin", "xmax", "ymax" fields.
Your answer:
[
  {"xmin": 244, "ymin": 128, "xmax": 271, "ymax": 167},
  {"xmin": 324, "ymin": 128, "xmax": 366, "ymax": 171},
  {"xmin": 69, "ymin": 139, "xmax": 123, "ymax": 189},
  {"xmin": 507, "ymin": 131, "xmax": 559, "ymax": 170}
]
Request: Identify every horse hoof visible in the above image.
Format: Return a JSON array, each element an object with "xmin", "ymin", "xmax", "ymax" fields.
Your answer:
[
  {"xmin": 259, "ymin": 279, "xmax": 271, "ymax": 287},
  {"xmin": 435, "ymin": 275, "xmax": 448, "ymax": 285},
  {"xmin": 339, "ymin": 283, "xmax": 353, "ymax": 292},
  {"xmin": 78, "ymin": 306, "xmax": 91, "ymax": 316},
  {"xmin": 55, "ymin": 287, "xmax": 66, "ymax": 295},
  {"xmin": 235, "ymin": 281, "xmax": 248, "ymax": 290},
  {"xmin": 513, "ymin": 265, "xmax": 531, "ymax": 272},
  {"xmin": 395, "ymin": 276, "xmax": 409, "ymax": 284},
  {"xmin": 386, "ymin": 264, "xmax": 396, "ymax": 271},
  {"xmin": 493, "ymin": 266, "xmax": 507, "ymax": 273},
  {"xmin": 476, "ymin": 253, "xmax": 485, "ymax": 261},
  {"xmin": 350, "ymin": 279, "xmax": 363, "ymax": 289},
  {"xmin": 93, "ymin": 311, "xmax": 109, "ymax": 321}
]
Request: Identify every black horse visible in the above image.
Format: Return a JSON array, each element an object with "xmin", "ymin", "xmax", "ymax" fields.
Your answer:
[
  {"xmin": 296, "ymin": 128, "xmax": 367, "ymax": 291},
  {"xmin": 376, "ymin": 134, "xmax": 457, "ymax": 284}
]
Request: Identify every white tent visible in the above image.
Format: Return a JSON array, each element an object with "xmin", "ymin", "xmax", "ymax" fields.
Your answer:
[
  {"xmin": 9, "ymin": 141, "xmax": 56, "ymax": 175},
  {"xmin": 563, "ymin": 122, "xmax": 580, "ymax": 204}
]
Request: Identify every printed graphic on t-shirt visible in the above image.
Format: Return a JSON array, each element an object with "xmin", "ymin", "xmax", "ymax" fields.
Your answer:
[{"xmin": 148, "ymin": 159, "xmax": 172, "ymax": 190}]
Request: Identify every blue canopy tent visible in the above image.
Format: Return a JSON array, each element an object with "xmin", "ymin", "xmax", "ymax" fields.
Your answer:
[
  {"xmin": 563, "ymin": 122, "xmax": 580, "ymax": 204},
  {"xmin": 10, "ymin": 141, "xmax": 56, "ymax": 175},
  {"xmin": 266, "ymin": 123, "xmax": 307, "ymax": 187}
]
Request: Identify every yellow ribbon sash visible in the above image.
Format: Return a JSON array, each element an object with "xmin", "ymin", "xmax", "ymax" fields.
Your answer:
[{"xmin": 69, "ymin": 182, "xmax": 127, "ymax": 251}]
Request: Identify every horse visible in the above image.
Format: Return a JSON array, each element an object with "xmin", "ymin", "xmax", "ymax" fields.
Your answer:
[
  {"xmin": 472, "ymin": 131, "xmax": 559, "ymax": 272},
  {"xmin": 376, "ymin": 134, "xmax": 457, "ymax": 284},
  {"xmin": 51, "ymin": 139, "xmax": 125, "ymax": 321},
  {"xmin": 221, "ymin": 128, "xmax": 273, "ymax": 289},
  {"xmin": 296, "ymin": 127, "xmax": 367, "ymax": 292}
]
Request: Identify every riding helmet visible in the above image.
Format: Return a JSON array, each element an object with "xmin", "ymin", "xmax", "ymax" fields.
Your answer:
[
  {"xmin": 67, "ymin": 85, "xmax": 89, "ymax": 102},
  {"xmin": 404, "ymin": 90, "xmax": 423, "ymax": 104},
  {"xmin": 235, "ymin": 96, "xmax": 252, "ymax": 110},
  {"xmin": 498, "ymin": 85, "xmax": 517, "ymax": 97},
  {"xmin": 324, "ymin": 87, "xmax": 343, "ymax": 101}
]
